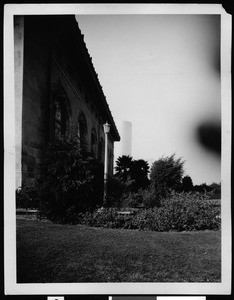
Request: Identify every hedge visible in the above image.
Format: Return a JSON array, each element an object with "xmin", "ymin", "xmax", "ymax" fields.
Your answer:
[{"xmin": 79, "ymin": 192, "xmax": 221, "ymax": 231}]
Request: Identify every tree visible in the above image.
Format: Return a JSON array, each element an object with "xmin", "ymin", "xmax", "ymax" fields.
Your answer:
[
  {"xmin": 150, "ymin": 154, "xmax": 185, "ymax": 199},
  {"xmin": 193, "ymin": 183, "xmax": 213, "ymax": 193},
  {"xmin": 130, "ymin": 159, "xmax": 150, "ymax": 191},
  {"xmin": 115, "ymin": 156, "xmax": 150, "ymax": 192},
  {"xmin": 209, "ymin": 182, "xmax": 221, "ymax": 192},
  {"xmin": 115, "ymin": 155, "xmax": 133, "ymax": 183},
  {"xmin": 182, "ymin": 175, "xmax": 193, "ymax": 192},
  {"xmin": 209, "ymin": 182, "xmax": 221, "ymax": 199}
]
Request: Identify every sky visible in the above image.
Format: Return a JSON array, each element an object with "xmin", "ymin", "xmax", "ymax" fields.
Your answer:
[{"xmin": 76, "ymin": 14, "xmax": 221, "ymax": 185}]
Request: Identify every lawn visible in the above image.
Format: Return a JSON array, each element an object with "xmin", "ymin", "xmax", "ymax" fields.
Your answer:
[{"xmin": 16, "ymin": 218, "xmax": 221, "ymax": 283}]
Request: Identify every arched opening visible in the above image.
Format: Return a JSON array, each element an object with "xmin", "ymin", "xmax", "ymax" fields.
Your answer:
[
  {"xmin": 50, "ymin": 80, "xmax": 71, "ymax": 141},
  {"xmin": 78, "ymin": 113, "xmax": 88, "ymax": 152},
  {"xmin": 54, "ymin": 97, "xmax": 66, "ymax": 139},
  {"xmin": 91, "ymin": 128, "xmax": 97, "ymax": 157}
]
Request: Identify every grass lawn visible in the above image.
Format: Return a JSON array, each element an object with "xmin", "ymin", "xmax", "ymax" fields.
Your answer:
[{"xmin": 16, "ymin": 218, "xmax": 221, "ymax": 283}]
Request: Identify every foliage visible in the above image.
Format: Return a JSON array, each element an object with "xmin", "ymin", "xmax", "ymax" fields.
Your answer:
[
  {"xmin": 79, "ymin": 191, "xmax": 221, "ymax": 231},
  {"xmin": 120, "ymin": 190, "xmax": 144, "ymax": 208},
  {"xmin": 193, "ymin": 183, "xmax": 213, "ymax": 193},
  {"xmin": 129, "ymin": 159, "xmax": 150, "ymax": 192},
  {"xmin": 151, "ymin": 191, "xmax": 220, "ymax": 231},
  {"xmin": 16, "ymin": 184, "xmax": 39, "ymax": 209},
  {"xmin": 150, "ymin": 154, "xmax": 185, "ymax": 199},
  {"xmin": 192, "ymin": 182, "xmax": 221, "ymax": 200},
  {"xmin": 81, "ymin": 209, "xmax": 134, "ymax": 229},
  {"xmin": 106, "ymin": 175, "xmax": 125, "ymax": 207},
  {"xmin": 181, "ymin": 175, "xmax": 193, "ymax": 192},
  {"xmin": 115, "ymin": 155, "xmax": 133, "ymax": 183},
  {"xmin": 115, "ymin": 155, "xmax": 150, "ymax": 193},
  {"xmin": 209, "ymin": 182, "xmax": 221, "ymax": 199},
  {"xmin": 117, "ymin": 185, "xmax": 159, "ymax": 209},
  {"xmin": 209, "ymin": 182, "xmax": 221, "ymax": 191},
  {"xmin": 37, "ymin": 139, "xmax": 102, "ymax": 223},
  {"xmin": 142, "ymin": 186, "xmax": 161, "ymax": 208}
]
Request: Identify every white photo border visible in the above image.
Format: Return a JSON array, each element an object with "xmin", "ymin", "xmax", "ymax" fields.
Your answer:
[{"xmin": 4, "ymin": 3, "xmax": 232, "ymax": 295}]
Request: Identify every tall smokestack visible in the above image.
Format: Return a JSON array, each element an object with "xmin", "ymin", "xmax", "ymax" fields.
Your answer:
[{"xmin": 114, "ymin": 120, "xmax": 132, "ymax": 171}]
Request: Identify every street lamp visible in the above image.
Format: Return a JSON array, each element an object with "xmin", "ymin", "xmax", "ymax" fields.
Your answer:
[{"xmin": 103, "ymin": 121, "xmax": 110, "ymax": 207}]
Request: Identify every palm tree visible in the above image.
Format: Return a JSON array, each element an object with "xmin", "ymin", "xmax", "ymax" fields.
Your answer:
[
  {"xmin": 130, "ymin": 159, "xmax": 150, "ymax": 191},
  {"xmin": 115, "ymin": 155, "xmax": 133, "ymax": 183}
]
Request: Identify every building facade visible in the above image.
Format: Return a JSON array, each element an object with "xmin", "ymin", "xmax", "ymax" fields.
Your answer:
[{"xmin": 14, "ymin": 15, "xmax": 120, "ymax": 188}]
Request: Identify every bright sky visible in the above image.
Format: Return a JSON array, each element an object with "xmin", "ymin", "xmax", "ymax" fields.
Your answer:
[{"xmin": 76, "ymin": 14, "xmax": 221, "ymax": 185}]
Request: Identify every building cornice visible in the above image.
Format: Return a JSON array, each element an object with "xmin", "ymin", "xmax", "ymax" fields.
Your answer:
[{"xmin": 49, "ymin": 15, "xmax": 120, "ymax": 142}]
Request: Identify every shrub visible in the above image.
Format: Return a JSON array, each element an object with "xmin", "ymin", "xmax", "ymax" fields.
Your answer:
[
  {"xmin": 142, "ymin": 187, "xmax": 160, "ymax": 208},
  {"xmin": 16, "ymin": 184, "xmax": 39, "ymax": 209},
  {"xmin": 78, "ymin": 191, "xmax": 221, "ymax": 231},
  {"xmin": 81, "ymin": 208, "xmax": 133, "ymax": 229},
  {"xmin": 154, "ymin": 191, "xmax": 221, "ymax": 231},
  {"xmin": 37, "ymin": 139, "xmax": 102, "ymax": 223},
  {"xmin": 106, "ymin": 175, "xmax": 125, "ymax": 207},
  {"xmin": 120, "ymin": 190, "xmax": 144, "ymax": 208},
  {"xmin": 118, "ymin": 187, "xmax": 160, "ymax": 209}
]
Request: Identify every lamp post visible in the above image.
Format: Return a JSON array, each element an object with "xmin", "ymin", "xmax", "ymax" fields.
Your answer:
[{"xmin": 103, "ymin": 121, "xmax": 110, "ymax": 207}]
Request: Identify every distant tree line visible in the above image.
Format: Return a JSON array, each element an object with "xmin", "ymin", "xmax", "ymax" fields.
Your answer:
[{"xmin": 112, "ymin": 154, "xmax": 221, "ymax": 208}]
